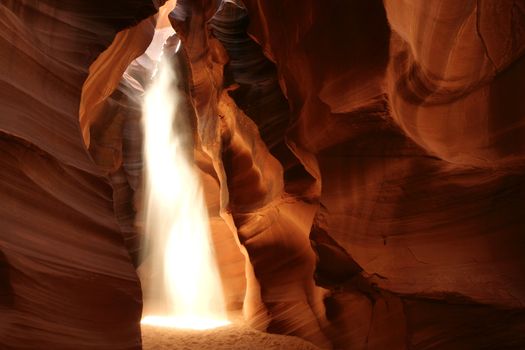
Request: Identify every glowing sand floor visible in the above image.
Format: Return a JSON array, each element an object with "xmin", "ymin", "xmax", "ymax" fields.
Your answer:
[{"xmin": 141, "ymin": 324, "xmax": 321, "ymax": 350}]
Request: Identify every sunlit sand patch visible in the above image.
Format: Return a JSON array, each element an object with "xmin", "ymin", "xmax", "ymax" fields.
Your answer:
[
  {"xmin": 141, "ymin": 315, "xmax": 230, "ymax": 330},
  {"xmin": 141, "ymin": 323, "xmax": 321, "ymax": 350}
]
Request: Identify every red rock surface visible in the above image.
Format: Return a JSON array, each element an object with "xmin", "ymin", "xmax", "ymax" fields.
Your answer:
[
  {"xmin": 1, "ymin": 0, "xmax": 525, "ymax": 349},
  {"xmin": 0, "ymin": 1, "xmax": 157, "ymax": 349}
]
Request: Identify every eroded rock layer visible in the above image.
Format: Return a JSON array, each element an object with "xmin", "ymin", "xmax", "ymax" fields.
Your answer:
[
  {"xmin": 1, "ymin": 0, "xmax": 524, "ymax": 349},
  {"xmin": 0, "ymin": 1, "xmax": 157, "ymax": 349},
  {"xmin": 171, "ymin": 0, "xmax": 525, "ymax": 348}
]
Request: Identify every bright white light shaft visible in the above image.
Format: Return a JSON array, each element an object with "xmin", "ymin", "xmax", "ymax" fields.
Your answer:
[{"xmin": 141, "ymin": 50, "xmax": 228, "ymax": 329}]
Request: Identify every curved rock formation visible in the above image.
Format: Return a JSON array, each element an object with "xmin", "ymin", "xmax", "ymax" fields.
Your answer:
[
  {"xmin": 1, "ymin": 0, "xmax": 524, "ymax": 349},
  {"xmin": 0, "ymin": 1, "xmax": 157, "ymax": 349},
  {"xmin": 171, "ymin": 0, "xmax": 525, "ymax": 348}
]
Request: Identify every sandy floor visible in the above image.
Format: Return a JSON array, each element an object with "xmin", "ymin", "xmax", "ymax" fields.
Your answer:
[{"xmin": 142, "ymin": 324, "xmax": 321, "ymax": 350}]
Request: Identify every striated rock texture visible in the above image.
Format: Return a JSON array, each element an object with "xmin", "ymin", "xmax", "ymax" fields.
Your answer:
[
  {"xmin": 171, "ymin": 0, "xmax": 525, "ymax": 348},
  {"xmin": 0, "ymin": 1, "xmax": 158, "ymax": 349},
  {"xmin": 1, "ymin": 0, "xmax": 525, "ymax": 349}
]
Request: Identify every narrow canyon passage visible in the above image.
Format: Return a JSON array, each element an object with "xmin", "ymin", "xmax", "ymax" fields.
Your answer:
[
  {"xmin": 129, "ymin": 4, "xmax": 324, "ymax": 348},
  {"xmin": 0, "ymin": 0, "xmax": 524, "ymax": 349}
]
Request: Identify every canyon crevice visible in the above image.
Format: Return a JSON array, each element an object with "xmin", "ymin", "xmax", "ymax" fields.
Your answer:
[{"xmin": 1, "ymin": 0, "xmax": 524, "ymax": 349}]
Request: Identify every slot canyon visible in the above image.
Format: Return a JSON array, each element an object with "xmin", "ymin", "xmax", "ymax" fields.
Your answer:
[{"xmin": 1, "ymin": 0, "xmax": 525, "ymax": 349}]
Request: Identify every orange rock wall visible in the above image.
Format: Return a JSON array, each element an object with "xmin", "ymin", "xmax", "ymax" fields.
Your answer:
[
  {"xmin": 0, "ymin": 1, "xmax": 157, "ymax": 349},
  {"xmin": 1, "ymin": 0, "xmax": 524, "ymax": 349}
]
